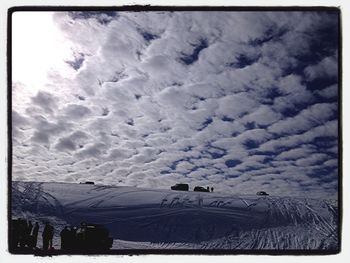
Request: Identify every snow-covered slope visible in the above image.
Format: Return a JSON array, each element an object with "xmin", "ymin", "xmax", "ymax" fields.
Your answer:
[{"xmin": 11, "ymin": 181, "xmax": 339, "ymax": 250}]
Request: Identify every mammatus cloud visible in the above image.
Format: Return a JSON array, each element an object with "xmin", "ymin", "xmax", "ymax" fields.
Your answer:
[{"xmin": 12, "ymin": 11, "xmax": 339, "ymax": 199}]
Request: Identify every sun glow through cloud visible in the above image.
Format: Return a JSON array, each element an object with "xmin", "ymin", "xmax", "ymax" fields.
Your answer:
[{"xmin": 12, "ymin": 12, "xmax": 74, "ymax": 95}]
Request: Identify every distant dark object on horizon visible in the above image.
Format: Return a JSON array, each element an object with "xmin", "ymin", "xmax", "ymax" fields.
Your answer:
[
  {"xmin": 170, "ymin": 183, "xmax": 189, "ymax": 191},
  {"xmin": 80, "ymin": 181, "xmax": 95, "ymax": 185},
  {"xmin": 194, "ymin": 186, "xmax": 210, "ymax": 192},
  {"xmin": 256, "ymin": 191, "xmax": 269, "ymax": 196}
]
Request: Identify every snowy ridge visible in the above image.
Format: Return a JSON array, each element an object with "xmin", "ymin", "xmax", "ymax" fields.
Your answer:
[{"xmin": 11, "ymin": 181, "xmax": 338, "ymax": 250}]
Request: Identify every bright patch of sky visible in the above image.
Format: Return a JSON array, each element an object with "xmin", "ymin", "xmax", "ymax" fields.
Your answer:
[
  {"xmin": 12, "ymin": 12, "xmax": 75, "ymax": 96},
  {"xmin": 12, "ymin": 10, "xmax": 339, "ymax": 199}
]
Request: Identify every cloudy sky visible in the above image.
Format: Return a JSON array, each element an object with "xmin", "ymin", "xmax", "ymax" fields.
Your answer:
[{"xmin": 12, "ymin": 10, "xmax": 339, "ymax": 198}]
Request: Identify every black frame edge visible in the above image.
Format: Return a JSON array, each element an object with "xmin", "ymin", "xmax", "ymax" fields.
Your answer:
[{"xmin": 6, "ymin": 5, "xmax": 342, "ymax": 256}]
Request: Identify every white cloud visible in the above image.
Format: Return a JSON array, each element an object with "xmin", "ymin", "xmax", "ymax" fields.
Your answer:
[
  {"xmin": 259, "ymin": 120, "xmax": 338, "ymax": 153},
  {"xmin": 268, "ymin": 103, "xmax": 337, "ymax": 135},
  {"xmin": 316, "ymin": 84, "xmax": 338, "ymax": 99},
  {"xmin": 215, "ymin": 93, "xmax": 258, "ymax": 119},
  {"xmin": 304, "ymin": 55, "xmax": 338, "ymax": 81},
  {"xmin": 241, "ymin": 105, "xmax": 281, "ymax": 126},
  {"xmin": 295, "ymin": 153, "xmax": 330, "ymax": 167},
  {"xmin": 275, "ymin": 147, "xmax": 313, "ymax": 161}
]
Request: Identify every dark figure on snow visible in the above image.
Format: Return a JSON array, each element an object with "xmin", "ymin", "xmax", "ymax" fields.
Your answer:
[
  {"xmin": 67, "ymin": 226, "xmax": 77, "ymax": 250},
  {"xmin": 27, "ymin": 221, "xmax": 33, "ymax": 235},
  {"xmin": 31, "ymin": 222, "xmax": 39, "ymax": 249},
  {"xmin": 26, "ymin": 220, "xmax": 33, "ymax": 247},
  {"xmin": 60, "ymin": 226, "xmax": 70, "ymax": 250},
  {"xmin": 207, "ymin": 186, "xmax": 210, "ymax": 192},
  {"xmin": 76, "ymin": 222, "xmax": 87, "ymax": 249},
  {"xmin": 211, "ymin": 187, "xmax": 214, "ymax": 192},
  {"xmin": 18, "ymin": 219, "xmax": 28, "ymax": 248},
  {"xmin": 11, "ymin": 219, "xmax": 21, "ymax": 249},
  {"xmin": 42, "ymin": 222, "xmax": 54, "ymax": 250},
  {"xmin": 48, "ymin": 224, "xmax": 54, "ymax": 249}
]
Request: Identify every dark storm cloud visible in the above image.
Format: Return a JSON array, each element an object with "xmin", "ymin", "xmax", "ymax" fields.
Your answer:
[{"xmin": 12, "ymin": 11, "xmax": 339, "ymax": 199}]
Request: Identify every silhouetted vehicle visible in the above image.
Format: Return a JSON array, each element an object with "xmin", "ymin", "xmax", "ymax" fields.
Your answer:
[
  {"xmin": 194, "ymin": 186, "xmax": 210, "ymax": 192},
  {"xmin": 171, "ymin": 183, "xmax": 189, "ymax": 191},
  {"xmin": 75, "ymin": 224, "xmax": 113, "ymax": 250},
  {"xmin": 256, "ymin": 191, "xmax": 269, "ymax": 196},
  {"xmin": 80, "ymin": 181, "xmax": 95, "ymax": 185}
]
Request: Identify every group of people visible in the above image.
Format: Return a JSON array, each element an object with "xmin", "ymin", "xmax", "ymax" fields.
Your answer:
[
  {"xmin": 11, "ymin": 219, "xmax": 113, "ymax": 252},
  {"xmin": 11, "ymin": 218, "xmax": 39, "ymax": 249},
  {"xmin": 11, "ymin": 219, "xmax": 84, "ymax": 251},
  {"xmin": 11, "ymin": 218, "xmax": 54, "ymax": 251}
]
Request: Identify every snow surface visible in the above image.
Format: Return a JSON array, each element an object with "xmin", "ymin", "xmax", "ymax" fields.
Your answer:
[{"xmin": 11, "ymin": 181, "xmax": 339, "ymax": 250}]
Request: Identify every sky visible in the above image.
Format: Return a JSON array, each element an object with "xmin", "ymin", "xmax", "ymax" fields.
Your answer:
[{"xmin": 11, "ymin": 10, "xmax": 339, "ymax": 199}]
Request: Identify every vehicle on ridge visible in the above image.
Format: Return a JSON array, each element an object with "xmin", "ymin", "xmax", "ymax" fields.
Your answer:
[
  {"xmin": 256, "ymin": 191, "xmax": 269, "ymax": 196},
  {"xmin": 193, "ymin": 186, "xmax": 210, "ymax": 192},
  {"xmin": 170, "ymin": 183, "xmax": 189, "ymax": 191}
]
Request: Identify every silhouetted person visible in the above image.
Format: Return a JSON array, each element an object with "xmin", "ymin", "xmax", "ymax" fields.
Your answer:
[
  {"xmin": 207, "ymin": 186, "xmax": 210, "ymax": 192},
  {"xmin": 211, "ymin": 187, "xmax": 214, "ymax": 192},
  {"xmin": 26, "ymin": 220, "xmax": 33, "ymax": 247},
  {"xmin": 31, "ymin": 222, "xmax": 39, "ymax": 248},
  {"xmin": 42, "ymin": 222, "xmax": 54, "ymax": 250},
  {"xmin": 60, "ymin": 226, "xmax": 69, "ymax": 250},
  {"xmin": 11, "ymin": 219, "xmax": 20, "ymax": 249},
  {"xmin": 48, "ymin": 224, "xmax": 54, "ymax": 249},
  {"xmin": 19, "ymin": 219, "xmax": 27, "ymax": 248},
  {"xmin": 76, "ymin": 222, "xmax": 87, "ymax": 249},
  {"xmin": 42, "ymin": 223, "xmax": 50, "ymax": 251},
  {"xmin": 27, "ymin": 221, "xmax": 33, "ymax": 235},
  {"xmin": 64, "ymin": 226, "xmax": 74, "ymax": 250},
  {"xmin": 68, "ymin": 226, "xmax": 78, "ymax": 250}
]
